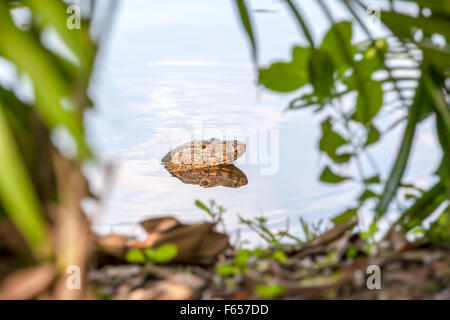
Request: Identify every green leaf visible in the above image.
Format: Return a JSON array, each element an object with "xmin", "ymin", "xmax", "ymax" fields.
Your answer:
[
  {"xmin": 358, "ymin": 189, "xmax": 378, "ymax": 202},
  {"xmin": 320, "ymin": 21, "xmax": 355, "ymax": 75},
  {"xmin": 408, "ymin": 0, "xmax": 450, "ymax": 16},
  {"xmin": 421, "ymin": 45, "xmax": 450, "ymax": 72},
  {"xmin": 365, "ymin": 124, "xmax": 380, "ymax": 147},
  {"xmin": 423, "ymin": 69, "xmax": 450, "ymax": 199},
  {"xmin": 126, "ymin": 249, "xmax": 146, "ymax": 263},
  {"xmin": 309, "ymin": 49, "xmax": 334, "ymax": 98},
  {"xmin": 353, "ymin": 80, "xmax": 383, "ymax": 124},
  {"xmin": 0, "ymin": 102, "xmax": 49, "ymax": 257},
  {"xmin": 381, "ymin": 11, "xmax": 450, "ymax": 41},
  {"xmin": 235, "ymin": 249, "xmax": 251, "ymax": 267},
  {"xmin": 195, "ymin": 200, "xmax": 212, "ymax": 215},
  {"xmin": 255, "ymin": 283, "xmax": 286, "ymax": 299},
  {"xmin": 215, "ymin": 264, "xmax": 240, "ymax": 276},
  {"xmin": 332, "ymin": 208, "xmax": 357, "ymax": 224},
  {"xmin": 401, "ymin": 181, "xmax": 447, "ymax": 231},
  {"xmin": 319, "ymin": 118, "xmax": 348, "ymax": 160},
  {"xmin": 0, "ymin": 3, "xmax": 90, "ymax": 159},
  {"xmin": 23, "ymin": 0, "xmax": 95, "ymax": 71},
  {"xmin": 375, "ymin": 79, "xmax": 424, "ymax": 216},
  {"xmin": 333, "ymin": 153, "xmax": 353, "ymax": 164},
  {"xmin": 424, "ymin": 71, "xmax": 450, "ymax": 155},
  {"xmin": 235, "ymin": 0, "xmax": 258, "ymax": 64},
  {"xmin": 272, "ymin": 250, "xmax": 288, "ymax": 264},
  {"xmin": 320, "ymin": 166, "xmax": 349, "ymax": 184},
  {"xmin": 425, "ymin": 205, "xmax": 450, "ymax": 242},
  {"xmin": 358, "ymin": 43, "xmax": 385, "ymax": 79},
  {"xmin": 364, "ymin": 174, "xmax": 380, "ymax": 184},
  {"xmin": 360, "ymin": 222, "xmax": 379, "ymax": 240},
  {"xmin": 345, "ymin": 247, "xmax": 359, "ymax": 259},
  {"xmin": 292, "ymin": 46, "xmax": 312, "ymax": 68},
  {"xmin": 144, "ymin": 244, "xmax": 178, "ymax": 263},
  {"xmin": 259, "ymin": 62, "xmax": 308, "ymax": 92}
]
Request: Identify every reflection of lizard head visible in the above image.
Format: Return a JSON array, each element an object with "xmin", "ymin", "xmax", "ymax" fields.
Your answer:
[{"xmin": 161, "ymin": 138, "xmax": 248, "ymax": 188}]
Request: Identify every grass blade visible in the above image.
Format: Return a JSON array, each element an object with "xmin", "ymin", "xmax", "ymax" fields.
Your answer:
[
  {"xmin": 0, "ymin": 2, "xmax": 91, "ymax": 159},
  {"xmin": 0, "ymin": 102, "xmax": 49, "ymax": 257},
  {"xmin": 234, "ymin": 0, "xmax": 258, "ymax": 64},
  {"xmin": 285, "ymin": 0, "xmax": 315, "ymax": 48},
  {"xmin": 375, "ymin": 78, "xmax": 424, "ymax": 216}
]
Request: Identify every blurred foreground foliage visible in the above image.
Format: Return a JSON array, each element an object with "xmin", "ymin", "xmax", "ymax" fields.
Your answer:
[
  {"xmin": 0, "ymin": 0, "xmax": 116, "ymax": 297},
  {"xmin": 235, "ymin": 0, "xmax": 450, "ymax": 240}
]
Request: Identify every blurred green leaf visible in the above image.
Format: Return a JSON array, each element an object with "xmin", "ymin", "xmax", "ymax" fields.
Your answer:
[
  {"xmin": 0, "ymin": 3, "xmax": 90, "ymax": 159},
  {"xmin": 364, "ymin": 174, "xmax": 380, "ymax": 184},
  {"xmin": 334, "ymin": 153, "xmax": 353, "ymax": 164},
  {"xmin": 23, "ymin": 0, "xmax": 95, "ymax": 71},
  {"xmin": 0, "ymin": 102, "xmax": 49, "ymax": 257},
  {"xmin": 320, "ymin": 166, "xmax": 349, "ymax": 184},
  {"xmin": 319, "ymin": 118, "xmax": 348, "ymax": 161},
  {"xmin": 195, "ymin": 199, "xmax": 212, "ymax": 215},
  {"xmin": 421, "ymin": 45, "xmax": 450, "ymax": 72},
  {"xmin": 365, "ymin": 124, "xmax": 380, "ymax": 147},
  {"xmin": 126, "ymin": 249, "xmax": 146, "ymax": 264},
  {"xmin": 425, "ymin": 205, "xmax": 450, "ymax": 242},
  {"xmin": 352, "ymin": 79, "xmax": 383, "ymax": 124},
  {"xmin": 424, "ymin": 69, "xmax": 450, "ymax": 199},
  {"xmin": 309, "ymin": 49, "xmax": 334, "ymax": 98},
  {"xmin": 408, "ymin": 0, "xmax": 450, "ymax": 16},
  {"xmin": 381, "ymin": 11, "xmax": 450, "ymax": 40},
  {"xmin": 358, "ymin": 43, "xmax": 385, "ymax": 79},
  {"xmin": 215, "ymin": 263, "xmax": 240, "ymax": 276},
  {"xmin": 332, "ymin": 207, "xmax": 357, "ymax": 224},
  {"xmin": 272, "ymin": 250, "xmax": 288, "ymax": 264},
  {"xmin": 320, "ymin": 21, "xmax": 355, "ymax": 75},
  {"xmin": 345, "ymin": 247, "xmax": 359, "ymax": 259},
  {"xmin": 424, "ymin": 72, "xmax": 450, "ymax": 152},
  {"xmin": 144, "ymin": 244, "xmax": 178, "ymax": 263},
  {"xmin": 259, "ymin": 62, "xmax": 308, "ymax": 92},
  {"xmin": 360, "ymin": 222, "xmax": 379, "ymax": 241},
  {"xmin": 255, "ymin": 283, "xmax": 286, "ymax": 299},
  {"xmin": 402, "ymin": 181, "xmax": 447, "ymax": 231},
  {"xmin": 358, "ymin": 189, "xmax": 378, "ymax": 202},
  {"xmin": 292, "ymin": 46, "xmax": 312, "ymax": 68},
  {"xmin": 235, "ymin": 249, "xmax": 251, "ymax": 267}
]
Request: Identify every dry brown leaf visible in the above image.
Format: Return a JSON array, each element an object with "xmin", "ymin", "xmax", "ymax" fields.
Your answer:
[
  {"xmin": 0, "ymin": 264, "xmax": 55, "ymax": 300},
  {"xmin": 51, "ymin": 150, "xmax": 92, "ymax": 299},
  {"xmin": 128, "ymin": 221, "xmax": 229, "ymax": 264},
  {"xmin": 140, "ymin": 217, "xmax": 179, "ymax": 234},
  {"xmin": 310, "ymin": 220, "xmax": 357, "ymax": 247},
  {"xmin": 97, "ymin": 234, "xmax": 129, "ymax": 256},
  {"xmin": 154, "ymin": 281, "xmax": 193, "ymax": 300},
  {"xmin": 195, "ymin": 229, "xmax": 229, "ymax": 259},
  {"xmin": 126, "ymin": 288, "xmax": 158, "ymax": 300}
]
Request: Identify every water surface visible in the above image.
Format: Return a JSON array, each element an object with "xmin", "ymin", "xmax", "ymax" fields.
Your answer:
[{"xmin": 86, "ymin": 0, "xmax": 440, "ymax": 243}]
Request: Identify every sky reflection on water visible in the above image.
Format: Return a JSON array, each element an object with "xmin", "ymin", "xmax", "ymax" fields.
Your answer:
[{"xmin": 85, "ymin": 0, "xmax": 441, "ymax": 243}]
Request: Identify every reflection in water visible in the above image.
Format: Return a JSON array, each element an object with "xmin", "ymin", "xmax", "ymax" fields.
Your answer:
[
  {"xmin": 163, "ymin": 163, "xmax": 248, "ymax": 188},
  {"xmin": 161, "ymin": 139, "xmax": 248, "ymax": 188}
]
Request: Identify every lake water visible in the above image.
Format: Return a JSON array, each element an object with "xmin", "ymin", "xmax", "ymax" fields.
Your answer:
[{"xmin": 85, "ymin": 0, "xmax": 441, "ymax": 243}]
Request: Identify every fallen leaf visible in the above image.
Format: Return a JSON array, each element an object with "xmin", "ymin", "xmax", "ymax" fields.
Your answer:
[
  {"xmin": 310, "ymin": 220, "xmax": 357, "ymax": 247},
  {"xmin": 140, "ymin": 217, "xmax": 179, "ymax": 234},
  {"xmin": 0, "ymin": 264, "xmax": 55, "ymax": 299}
]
